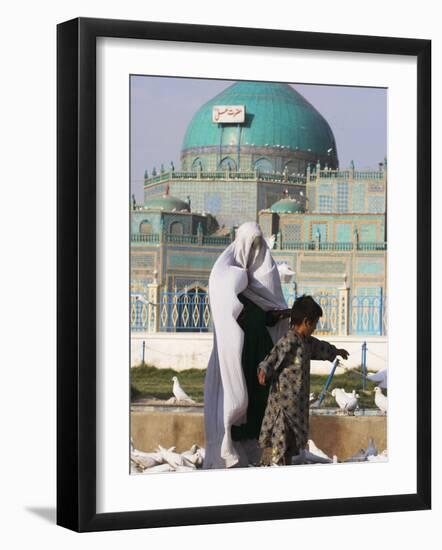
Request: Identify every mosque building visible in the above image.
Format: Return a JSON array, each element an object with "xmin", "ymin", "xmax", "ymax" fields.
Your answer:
[{"xmin": 131, "ymin": 81, "xmax": 387, "ymax": 337}]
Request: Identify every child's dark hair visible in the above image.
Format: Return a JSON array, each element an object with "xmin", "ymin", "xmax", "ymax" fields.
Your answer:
[{"xmin": 290, "ymin": 295, "xmax": 323, "ymax": 326}]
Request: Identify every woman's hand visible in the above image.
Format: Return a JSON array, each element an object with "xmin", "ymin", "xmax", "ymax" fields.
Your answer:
[
  {"xmin": 257, "ymin": 369, "xmax": 267, "ymax": 386},
  {"xmin": 265, "ymin": 308, "xmax": 291, "ymax": 326}
]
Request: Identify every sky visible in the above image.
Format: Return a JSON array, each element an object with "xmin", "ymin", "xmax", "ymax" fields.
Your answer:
[{"xmin": 130, "ymin": 76, "xmax": 387, "ymax": 202}]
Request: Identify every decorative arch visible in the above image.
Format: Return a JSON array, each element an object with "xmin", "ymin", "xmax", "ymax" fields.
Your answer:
[
  {"xmin": 191, "ymin": 157, "xmax": 205, "ymax": 171},
  {"xmin": 139, "ymin": 220, "xmax": 153, "ymax": 234},
  {"xmin": 284, "ymin": 160, "xmax": 300, "ymax": 175},
  {"xmin": 169, "ymin": 221, "xmax": 184, "ymax": 235},
  {"xmin": 254, "ymin": 157, "xmax": 273, "ymax": 173},
  {"xmin": 219, "ymin": 157, "xmax": 237, "ymax": 172}
]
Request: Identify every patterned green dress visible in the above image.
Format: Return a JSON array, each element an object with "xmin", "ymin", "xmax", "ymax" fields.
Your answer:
[{"xmin": 258, "ymin": 330, "xmax": 338, "ymax": 464}]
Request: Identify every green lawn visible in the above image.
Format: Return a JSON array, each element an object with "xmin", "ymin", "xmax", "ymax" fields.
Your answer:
[{"xmin": 131, "ymin": 364, "xmax": 383, "ymax": 408}]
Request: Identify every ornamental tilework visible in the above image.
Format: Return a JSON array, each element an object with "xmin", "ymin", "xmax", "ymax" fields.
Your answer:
[
  {"xmin": 352, "ymin": 183, "xmax": 366, "ymax": 212},
  {"xmin": 356, "ymin": 260, "xmax": 384, "ymax": 275},
  {"xmin": 300, "ymin": 260, "xmax": 346, "ymax": 274},
  {"xmin": 132, "ymin": 254, "xmax": 155, "ymax": 269},
  {"xmin": 169, "ymin": 253, "xmax": 219, "ymax": 270},
  {"xmin": 336, "ymin": 182, "xmax": 349, "ymax": 212},
  {"xmin": 204, "ymin": 192, "xmax": 222, "ymax": 214},
  {"xmin": 368, "ymin": 195, "xmax": 385, "ymax": 213},
  {"xmin": 318, "ymin": 195, "xmax": 333, "ymax": 213},
  {"xmin": 284, "ymin": 223, "xmax": 302, "ymax": 241}
]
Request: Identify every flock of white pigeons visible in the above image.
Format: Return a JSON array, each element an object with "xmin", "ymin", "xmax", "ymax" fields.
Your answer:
[
  {"xmin": 170, "ymin": 369, "xmax": 388, "ymax": 415},
  {"xmin": 130, "ymin": 436, "xmax": 388, "ymax": 473},
  {"xmin": 130, "ymin": 372, "xmax": 388, "ymax": 473}
]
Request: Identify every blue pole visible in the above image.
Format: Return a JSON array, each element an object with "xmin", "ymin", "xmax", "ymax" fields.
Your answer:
[
  {"xmin": 317, "ymin": 357, "xmax": 340, "ymax": 406},
  {"xmin": 361, "ymin": 341, "xmax": 367, "ymax": 390}
]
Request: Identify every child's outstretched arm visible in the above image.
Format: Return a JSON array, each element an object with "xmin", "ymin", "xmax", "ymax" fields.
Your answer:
[
  {"xmin": 257, "ymin": 336, "xmax": 287, "ymax": 385},
  {"xmin": 310, "ymin": 336, "xmax": 349, "ymax": 361}
]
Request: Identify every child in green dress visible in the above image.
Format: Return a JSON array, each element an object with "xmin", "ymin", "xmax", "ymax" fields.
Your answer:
[{"xmin": 257, "ymin": 295, "xmax": 349, "ymax": 465}]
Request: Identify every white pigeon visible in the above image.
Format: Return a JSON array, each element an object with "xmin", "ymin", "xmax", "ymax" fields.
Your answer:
[
  {"xmin": 338, "ymin": 388, "xmax": 359, "ymax": 414},
  {"xmin": 374, "ymin": 386, "xmax": 388, "ymax": 414},
  {"xmin": 265, "ymin": 234, "xmax": 276, "ymax": 250},
  {"xmin": 331, "ymin": 388, "xmax": 357, "ymax": 415},
  {"xmin": 157, "ymin": 445, "xmax": 185, "ymax": 468},
  {"xmin": 344, "ymin": 448, "xmax": 369, "ymax": 462},
  {"xmin": 277, "ymin": 263, "xmax": 295, "ymax": 283},
  {"xmin": 342, "ymin": 389, "xmax": 360, "ymax": 399},
  {"xmin": 141, "ymin": 463, "xmax": 175, "ymax": 474},
  {"xmin": 131, "ymin": 448, "xmax": 163, "ymax": 470},
  {"xmin": 367, "ymin": 369, "xmax": 388, "ymax": 389},
  {"xmin": 172, "ymin": 376, "xmax": 196, "ymax": 404},
  {"xmin": 182, "ymin": 446, "xmax": 204, "ymax": 467},
  {"xmin": 308, "ymin": 439, "xmax": 333, "ymax": 462},
  {"xmin": 291, "ymin": 448, "xmax": 332, "ymax": 465},
  {"xmin": 309, "ymin": 392, "xmax": 317, "ymax": 403},
  {"xmin": 366, "ymin": 437, "xmax": 378, "ymax": 457},
  {"xmin": 367, "ymin": 449, "xmax": 388, "ymax": 462}
]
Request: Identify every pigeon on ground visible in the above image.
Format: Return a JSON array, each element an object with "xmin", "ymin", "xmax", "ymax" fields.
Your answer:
[
  {"xmin": 344, "ymin": 448, "xmax": 369, "ymax": 462},
  {"xmin": 374, "ymin": 386, "xmax": 388, "ymax": 414},
  {"xmin": 344, "ymin": 438, "xmax": 379, "ymax": 462},
  {"xmin": 157, "ymin": 445, "xmax": 186, "ymax": 468},
  {"xmin": 368, "ymin": 369, "xmax": 388, "ymax": 389},
  {"xmin": 367, "ymin": 449, "xmax": 388, "ymax": 462},
  {"xmin": 308, "ymin": 439, "xmax": 333, "ymax": 462},
  {"xmin": 182, "ymin": 445, "xmax": 205, "ymax": 467},
  {"xmin": 142, "ymin": 463, "xmax": 175, "ymax": 474},
  {"xmin": 172, "ymin": 376, "xmax": 196, "ymax": 404},
  {"xmin": 131, "ymin": 449, "xmax": 163, "ymax": 470},
  {"xmin": 366, "ymin": 437, "xmax": 378, "ymax": 457},
  {"xmin": 291, "ymin": 448, "xmax": 333, "ymax": 465}
]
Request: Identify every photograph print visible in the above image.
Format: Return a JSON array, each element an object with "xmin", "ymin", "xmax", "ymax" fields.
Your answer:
[{"xmin": 129, "ymin": 76, "xmax": 388, "ymax": 474}]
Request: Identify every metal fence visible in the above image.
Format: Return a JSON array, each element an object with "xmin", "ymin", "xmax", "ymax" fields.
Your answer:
[
  {"xmin": 131, "ymin": 287, "xmax": 387, "ymax": 336},
  {"xmin": 159, "ymin": 287, "xmax": 212, "ymax": 332},
  {"xmin": 350, "ymin": 291, "xmax": 385, "ymax": 336}
]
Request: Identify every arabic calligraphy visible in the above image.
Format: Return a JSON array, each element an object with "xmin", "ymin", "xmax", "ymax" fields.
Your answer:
[{"xmin": 212, "ymin": 105, "xmax": 245, "ymax": 123}]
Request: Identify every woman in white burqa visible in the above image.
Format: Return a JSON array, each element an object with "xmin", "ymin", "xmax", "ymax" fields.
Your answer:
[{"xmin": 203, "ymin": 222, "xmax": 291, "ymax": 469}]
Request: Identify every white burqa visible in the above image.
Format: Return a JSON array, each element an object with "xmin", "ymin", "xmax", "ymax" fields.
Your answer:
[{"xmin": 203, "ymin": 222, "xmax": 289, "ymax": 469}]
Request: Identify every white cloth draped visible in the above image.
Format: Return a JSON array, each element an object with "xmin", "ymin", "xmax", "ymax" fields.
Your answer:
[{"xmin": 203, "ymin": 222, "xmax": 289, "ymax": 469}]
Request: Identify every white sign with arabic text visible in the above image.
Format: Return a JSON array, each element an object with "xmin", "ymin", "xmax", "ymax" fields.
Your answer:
[{"xmin": 212, "ymin": 105, "xmax": 245, "ymax": 123}]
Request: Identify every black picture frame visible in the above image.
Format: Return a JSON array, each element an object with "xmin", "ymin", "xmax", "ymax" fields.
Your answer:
[{"xmin": 57, "ymin": 17, "xmax": 431, "ymax": 532}]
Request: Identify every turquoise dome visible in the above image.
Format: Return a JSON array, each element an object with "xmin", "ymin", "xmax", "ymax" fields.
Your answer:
[
  {"xmin": 269, "ymin": 198, "xmax": 305, "ymax": 213},
  {"xmin": 144, "ymin": 195, "xmax": 190, "ymax": 212},
  {"xmin": 182, "ymin": 81, "xmax": 337, "ymax": 157}
]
